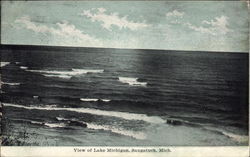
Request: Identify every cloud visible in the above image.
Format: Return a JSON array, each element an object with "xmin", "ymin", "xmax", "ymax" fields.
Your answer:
[
  {"xmin": 15, "ymin": 16, "xmax": 103, "ymax": 47},
  {"xmin": 166, "ymin": 10, "xmax": 184, "ymax": 18},
  {"xmin": 15, "ymin": 16, "xmax": 52, "ymax": 33},
  {"xmin": 174, "ymin": 15, "xmax": 232, "ymax": 36},
  {"xmin": 80, "ymin": 8, "xmax": 149, "ymax": 31},
  {"xmin": 201, "ymin": 16, "xmax": 232, "ymax": 34},
  {"xmin": 14, "ymin": 15, "xmax": 143, "ymax": 48}
]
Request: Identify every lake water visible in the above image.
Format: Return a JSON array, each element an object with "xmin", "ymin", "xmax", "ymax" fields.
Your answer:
[{"xmin": 1, "ymin": 45, "xmax": 248, "ymax": 146}]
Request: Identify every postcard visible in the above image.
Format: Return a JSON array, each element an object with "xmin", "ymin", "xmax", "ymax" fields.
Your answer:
[{"xmin": 1, "ymin": 1, "xmax": 249, "ymax": 157}]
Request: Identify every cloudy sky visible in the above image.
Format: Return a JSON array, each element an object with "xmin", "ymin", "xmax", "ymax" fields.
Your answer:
[{"xmin": 1, "ymin": 1, "xmax": 249, "ymax": 52}]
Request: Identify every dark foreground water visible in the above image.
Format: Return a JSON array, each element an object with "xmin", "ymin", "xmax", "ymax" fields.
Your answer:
[{"xmin": 0, "ymin": 45, "xmax": 248, "ymax": 146}]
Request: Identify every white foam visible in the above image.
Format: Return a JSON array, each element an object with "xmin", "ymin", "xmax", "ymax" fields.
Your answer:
[
  {"xmin": 29, "ymin": 120, "xmax": 65, "ymax": 128},
  {"xmin": 15, "ymin": 62, "xmax": 20, "ymax": 64},
  {"xmin": 80, "ymin": 98, "xmax": 99, "ymax": 102},
  {"xmin": 43, "ymin": 74, "xmax": 72, "ymax": 79},
  {"xmin": 72, "ymin": 69, "xmax": 104, "ymax": 74},
  {"xmin": 33, "ymin": 96, "xmax": 39, "ymax": 99},
  {"xmin": 20, "ymin": 66, "xmax": 28, "ymax": 70},
  {"xmin": 55, "ymin": 116, "xmax": 146, "ymax": 139},
  {"xmin": 44, "ymin": 123, "xmax": 65, "ymax": 128},
  {"xmin": 27, "ymin": 69, "xmax": 103, "ymax": 75},
  {"xmin": 4, "ymin": 103, "xmax": 166, "ymax": 124},
  {"xmin": 1, "ymin": 82, "xmax": 20, "ymax": 86},
  {"xmin": 86, "ymin": 123, "xmax": 146, "ymax": 140},
  {"xmin": 80, "ymin": 98, "xmax": 111, "ymax": 102},
  {"xmin": 26, "ymin": 68, "xmax": 104, "ymax": 79},
  {"xmin": 222, "ymin": 131, "xmax": 248, "ymax": 143},
  {"xmin": 30, "ymin": 121, "xmax": 44, "ymax": 125},
  {"xmin": 102, "ymin": 99, "xmax": 111, "ymax": 102},
  {"xmin": 118, "ymin": 77, "xmax": 147, "ymax": 87},
  {"xmin": 1, "ymin": 62, "xmax": 10, "ymax": 67},
  {"xmin": 26, "ymin": 69, "xmax": 73, "ymax": 75},
  {"xmin": 56, "ymin": 117, "xmax": 68, "ymax": 121}
]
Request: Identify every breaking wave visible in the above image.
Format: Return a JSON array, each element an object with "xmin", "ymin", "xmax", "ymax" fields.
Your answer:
[
  {"xmin": 102, "ymin": 99, "xmax": 111, "ymax": 102},
  {"xmin": 118, "ymin": 77, "xmax": 147, "ymax": 87},
  {"xmin": 20, "ymin": 66, "xmax": 28, "ymax": 70},
  {"xmin": 201, "ymin": 126, "xmax": 249, "ymax": 144},
  {"xmin": 30, "ymin": 120, "xmax": 66, "ymax": 128},
  {"xmin": 1, "ymin": 62, "xmax": 10, "ymax": 67},
  {"xmin": 1, "ymin": 81, "xmax": 20, "ymax": 86},
  {"xmin": 44, "ymin": 123, "xmax": 66, "ymax": 128},
  {"xmin": 55, "ymin": 117, "xmax": 145, "ymax": 140},
  {"xmin": 26, "ymin": 68, "xmax": 104, "ymax": 79},
  {"xmin": 80, "ymin": 98, "xmax": 111, "ymax": 102},
  {"xmin": 72, "ymin": 69, "xmax": 104, "ymax": 74},
  {"xmin": 43, "ymin": 74, "xmax": 72, "ymax": 79},
  {"xmin": 4, "ymin": 103, "xmax": 166, "ymax": 124},
  {"xmin": 80, "ymin": 98, "xmax": 98, "ymax": 102},
  {"xmin": 86, "ymin": 123, "xmax": 146, "ymax": 140},
  {"xmin": 222, "ymin": 131, "xmax": 248, "ymax": 143}
]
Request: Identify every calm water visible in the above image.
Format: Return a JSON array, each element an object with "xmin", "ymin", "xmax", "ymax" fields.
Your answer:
[{"xmin": 0, "ymin": 45, "xmax": 248, "ymax": 146}]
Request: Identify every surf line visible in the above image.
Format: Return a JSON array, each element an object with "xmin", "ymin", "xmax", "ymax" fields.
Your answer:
[
  {"xmin": 56, "ymin": 117, "xmax": 146, "ymax": 140},
  {"xmin": 4, "ymin": 103, "xmax": 166, "ymax": 124}
]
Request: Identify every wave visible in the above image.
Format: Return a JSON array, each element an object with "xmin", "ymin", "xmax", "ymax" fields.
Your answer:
[
  {"xmin": 4, "ymin": 103, "xmax": 166, "ymax": 124},
  {"xmin": 102, "ymin": 99, "xmax": 111, "ymax": 102},
  {"xmin": 33, "ymin": 96, "xmax": 39, "ymax": 99},
  {"xmin": 1, "ymin": 62, "xmax": 10, "ymax": 67},
  {"xmin": 165, "ymin": 117, "xmax": 249, "ymax": 144},
  {"xmin": 20, "ymin": 66, "xmax": 28, "ymax": 70},
  {"xmin": 43, "ymin": 74, "xmax": 72, "ymax": 79},
  {"xmin": 1, "ymin": 81, "xmax": 20, "ymax": 86},
  {"xmin": 201, "ymin": 126, "xmax": 249, "ymax": 144},
  {"xmin": 80, "ymin": 98, "xmax": 111, "ymax": 102},
  {"xmin": 55, "ymin": 117, "xmax": 145, "ymax": 140},
  {"xmin": 26, "ymin": 69, "xmax": 75, "ymax": 79},
  {"xmin": 56, "ymin": 117, "xmax": 68, "ymax": 121},
  {"xmin": 55, "ymin": 117, "xmax": 87, "ymax": 127},
  {"xmin": 30, "ymin": 120, "xmax": 44, "ymax": 125},
  {"xmin": 118, "ymin": 77, "xmax": 147, "ymax": 87},
  {"xmin": 164, "ymin": 117, "xmax": 205, "ymax": 127},
  {"xmin": 27, "ymin": 69, "xmax": 104, "ymax": 75},
  {"xmin": 72, "ymin": 69, "xmax": 104, "ymax": 74},
  {"xmin": 80, "ymin": 98, "xmax": 98, "ymax": 102},
  {"xmin": 26, "ymin": 68, "xmax": 104, "ymax": 79},
  {"xmin": 44, "ymin": 123, "xmax": 66, "ymax": 128},
  {"xmin": 10, "ymin": 118, "xmax": 66, "ymax": 128},
  {"xmin": 86, "ymin": 123, "xmax": 146, "ymax": 140},
  {"xmin": 29, "ymin": 119, "xmax": 80, "ymax": 128},
  {"xmin": 29, "ymin": 120, "xmax": 65, "ymax": 128},
  {"xmin": 222, "ymin": 131, "xmax": 248, "ymax": 143}
]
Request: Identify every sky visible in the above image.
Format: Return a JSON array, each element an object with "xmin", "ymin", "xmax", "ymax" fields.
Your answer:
[{"xmin": 1, "ymin": 1, "xmax": 249, "ymax": 52}]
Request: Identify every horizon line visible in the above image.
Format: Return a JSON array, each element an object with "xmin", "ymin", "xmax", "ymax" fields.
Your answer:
[{"xmin": 1, "ymin": 43, "xmax": 248, "ymax": 54}]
